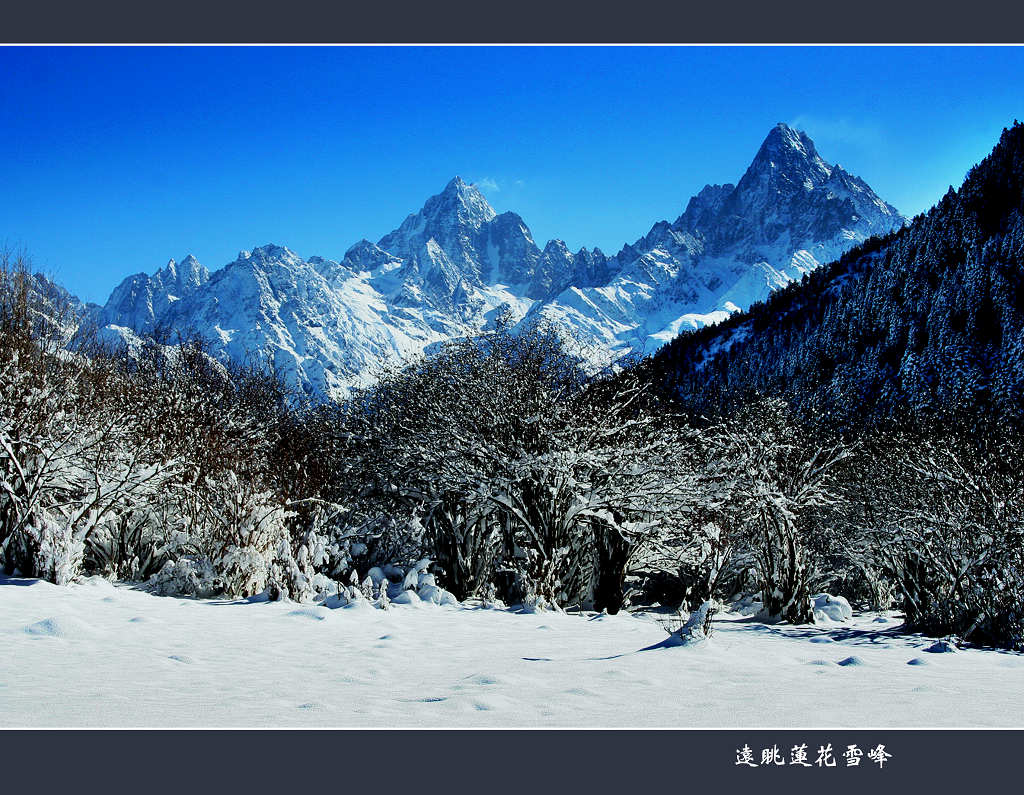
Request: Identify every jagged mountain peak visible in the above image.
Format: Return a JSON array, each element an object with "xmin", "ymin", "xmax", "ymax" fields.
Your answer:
[
  {"xmin": 99, "ymin": 252, "xmax": 210, "ymax": 334},
  {"xmin": 690, "ymin": 182, "xmax": 735, "ymax": 206},
  {"xmin": 343, "ymin": 238, "xmax": 390, "ymax": 264},
  {"xmin": 382, "ymin": 177, "xmax": 497, "ymax": 246},
  {"xmin": 527, "ymin": 123, "xmax": 906, "ymax": 362},
  {"xmin": 441, "ymin": 174, "xmax": 472, "ymax": 197},
  {"xmin": 154, "ymin": 254, "xmax": 209, "ymax": 290},
  {"xmin": 542, "ymin": 239, "xmax": 571, "ymax": 256},
  {"xmin": 426, "ymin": 176, "xmax": 495, "ymax": 223},
  {"xmin": 151, "ymin": 258, "xmax": 180, "ymax": 290},
  {"xmin": 367, "ymin": 178, "xmax": 513, "ymax": 299},
  {"xmin": 650, "ymin": 121, "xmax": 1024, "ymax": 428},
  {"xmin": 491, "ymin": 208, "xmax": 530, "ymax": 226},
  {"xmin": 692, "ymin": 124, "xmax": 905, "ymax": 263},
  {"xmin": 486, "ymin": 210, "xmax": 535, "ymax": 243},
  {"xmin": 742, "ymin": 122, "xmax": 833, "ymax": 190},
  {"xmin": 762, "ymin": 122, "xmax": 816, "ymax": 154},
  {"xmin": 233, "ymin": 244, "xmax": 303, "ymax": 268}
]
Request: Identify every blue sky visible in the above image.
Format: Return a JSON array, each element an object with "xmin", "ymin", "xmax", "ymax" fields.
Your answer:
[{"xmin": 1, "ymin": 46, "xmax": 1022, "ymax": 304}]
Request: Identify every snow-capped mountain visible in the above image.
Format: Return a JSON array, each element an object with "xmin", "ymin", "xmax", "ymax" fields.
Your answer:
[
  {"xmin": 528, "ymin": 123, "xmax": 905, "ymax": 357},
  {"xmin": 93, "ymin": 123, "xmax": 905, "ymax": 399}
]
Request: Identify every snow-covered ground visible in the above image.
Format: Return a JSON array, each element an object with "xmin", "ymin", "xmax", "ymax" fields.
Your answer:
[{"xmin": 2, "ymin": 574, "xmax": 1021, "ymax": 728}]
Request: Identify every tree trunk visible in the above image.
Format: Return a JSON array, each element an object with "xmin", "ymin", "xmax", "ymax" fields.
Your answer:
[
  {"xmin": 760, "ymin": 514, "xmax": 814, "ymax": 624},
  {"xmin": 592, "ymin": 519, "xmax": 631, "ymax": 614}
]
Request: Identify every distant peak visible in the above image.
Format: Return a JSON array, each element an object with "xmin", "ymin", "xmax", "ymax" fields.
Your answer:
[
  {"xmin": 175, "ymin": 254, "xmax": 209, "ymax": 285},
  {"xmin": 542, "ymin": 238, "xmax": 571, "ymax": 255},
  {"xmin": 345, "ymin": 238, "xmax": 379, "ymax": 256},
  {"xmin": 436, "ymin": 176, "xmax": 483, "ymax": 203},
  {"xmin": 696, "ymin": 182, "xmax": 733, "ymax": 198},
  {"xmin": 387, "ymin": 175, "xmax": 497, "ymax": 238},
  {"xmin": 252, "ymin": 243, "xmax": 292, "ymax": 256},
  {"xmin": 491, "ymin": 209, "xmax": 526, "ymax": 224},
  {"xmin": 439, "ymin": 175, "xmax": 490, "ymax": 203},
  {"xmin": 739, "ymin": 122, "xmax": 832, "ymax": 190},
  {"xmin": 675, "ymin": 183, "xmax": 734, "ymax": 230},
  {"xmin": 154, "ymin": 257, "xmax": 177, "ymax": 281},
  {"xmin": 759, "ymin": 123, "xmax": 818, "ymax": 159},
  {"xmin": 236, "ymin": 243, "xmax": 301, "ymax": 265}
]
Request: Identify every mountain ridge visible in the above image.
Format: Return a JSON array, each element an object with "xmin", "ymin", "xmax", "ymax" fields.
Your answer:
[{"xmin": 88, "ymin": 123, "xmax": 906, "ymax": 399}]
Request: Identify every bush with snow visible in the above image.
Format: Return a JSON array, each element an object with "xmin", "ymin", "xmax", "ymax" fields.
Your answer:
[
  {"xmin": 846, "ymin": 429, "xmax": 1024, "ymax": 650},
  {"xmin": 150, "ymin": 556, "xmax": 220, "ymax": 598},
  {"xmin": 331, "ymin": 320, "xmax": 700, "ymax": 614}
]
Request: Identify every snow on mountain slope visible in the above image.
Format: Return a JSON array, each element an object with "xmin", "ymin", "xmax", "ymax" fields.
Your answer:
[{"xmin": 92, "ymin": 124, "xmax": 905, "ymax": 399}]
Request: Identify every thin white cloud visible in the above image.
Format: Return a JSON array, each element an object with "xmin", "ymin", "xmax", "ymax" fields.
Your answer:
[
  {"xmin": 473, "ymin": 177, "xmax": 500, "ymax": 193},
  {"xmin": 788, "ymin": 115, "xmax": 885, "ymax": 150}
]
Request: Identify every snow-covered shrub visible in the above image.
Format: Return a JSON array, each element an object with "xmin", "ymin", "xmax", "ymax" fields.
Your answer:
[
  {"xmin": 217, "ymin": 544, "xmax": 272, "ymax": 598},
  {"xmin": 728, "ymin": 593, "xmax": 765, "ymax": 617},
  {"xmin": 401, "ymin": 558, "xmax": 432, "ymax": 590},
  {"xmin": 417, "ymin": 583, "xmax": 458, "ymax": 605},
  {"xmin": 830, "ymin": 422, "xmax": 1024, "ymax": 646},
  {"xmin": 0, "ymin": 259, "xmax": 176, "ymax": 584},
  {"xmin": 147, "ymin": 486, "xmax": 332, "ymax": 602},
  {"xmin": 150, "ymin": 556, "xmax": 220, "ymax": 598},
  {"xmin": 175, "ymin": 474, "xmax": 311, "ymax": 600},
  {"xmin": 860, "ymin": 430, "xmax": 1024, "ymax": 649},
  {"xmin": 519, "ymin": 589, "xmax": 555, "ymax": 613},
  {"xmin": 0, "ymin": 253, "xmax": 359, "ymax": 598},
  {"xmin": 673, "ymin": 523, "xmax": 740, "ymax": 610},
  {"xmin": 375, "ymin": 578, "xmax": 391, "ymax": 610},
  {"xmin": 703, "ymin": 399, "xmax": 850, "ymax": 624},
  {"xmin": 84, "ymin": 508, "xmax": 174, "ymax": 581},
  {"xmin": 332, "ymin": 320, "xmax": 699, "ymax": 612},
  {"xmin": 21, "ymin": 511, "xmax": 84, "ymax": 586}
]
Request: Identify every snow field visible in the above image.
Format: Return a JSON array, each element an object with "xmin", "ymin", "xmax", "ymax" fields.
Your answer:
[{"xmin": 2, "ymin": 575, "xmax": 1022, "ymax": 728}]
